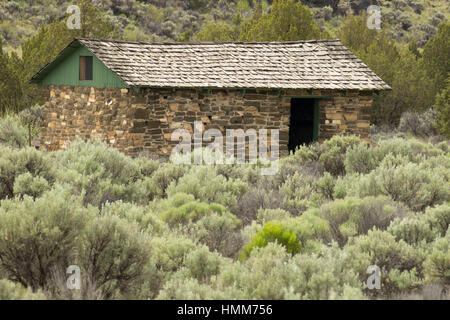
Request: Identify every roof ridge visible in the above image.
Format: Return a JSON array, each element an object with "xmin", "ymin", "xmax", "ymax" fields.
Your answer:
[{"xmin": 76, "ymin": 38, "xmax": 342, "ymax": 46}]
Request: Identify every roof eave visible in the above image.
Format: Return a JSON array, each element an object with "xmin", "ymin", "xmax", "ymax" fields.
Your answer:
[{"xmin": 29, "ymin": 39, "xmax": 83, "ymax": 84}]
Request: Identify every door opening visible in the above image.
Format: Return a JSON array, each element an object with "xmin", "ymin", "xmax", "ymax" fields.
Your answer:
[{"xmin": 288, "ymin": 98, "xmax": 316, "ymax": 152}]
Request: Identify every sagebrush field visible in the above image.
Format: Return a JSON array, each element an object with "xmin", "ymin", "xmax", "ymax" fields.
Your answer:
[{"xmin": 0, "ymin": 113, "xmax": 449, "ymax": 300}]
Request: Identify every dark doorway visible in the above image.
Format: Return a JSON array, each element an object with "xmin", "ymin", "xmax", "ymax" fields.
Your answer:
[{"xmin": 288, "ymin": 98, "xmax": 316, "ymax": 152}]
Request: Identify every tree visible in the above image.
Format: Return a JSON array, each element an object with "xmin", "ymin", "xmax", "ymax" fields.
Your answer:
[
  {"xmin": 338, "ymin": 14, "xmax": 435, "ymax": 124},
  {"xmin": 22, "ymin": 0, "xmax": 117, "ymax": 84},
  {"xmin": 193, "ymin": 0, "xmax": 327, "ymax": 43},
  {"xmin": 387, "ymin": 46, "xmax": 435, "ymax": 112},
  {"xmin": 302, "ymin": 0, "xmax": 340, "ymax": 12},
  {"xmin": 19, "ymin": 105, "xmax": 45, "ymax": 147},
  {"xmin": 239, "ymin": 0, "xmax": 326, "ymax": 41},
  {"xmin": 193, "ymin": 5, "xmax": 250, "ymax": 42},
  {"xmin": 194, "ymin": 22, "xmax": 238, "ymax": 41},
  {"xmin": 5, "ymin": 0, "xmax": 118, "ymax": 113},
  {"xmin": 0, "ymin": 39, "xmax": 24, "ymax": 114},
  {"xmin": 338, "ymin": 13, "xmax": 380, "ymax": 55},
  {"xmin": 422, "ymin": 22, "xmax": 450, "ymax": 95},
  {"xmin": 433, "ymin": 77, "xmax": 450, "ymax": 137}
]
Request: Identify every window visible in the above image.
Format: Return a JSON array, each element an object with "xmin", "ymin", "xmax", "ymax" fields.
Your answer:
[{"xmin": 79, "ymin": 56, "xmax": 93, "ymax": 80}]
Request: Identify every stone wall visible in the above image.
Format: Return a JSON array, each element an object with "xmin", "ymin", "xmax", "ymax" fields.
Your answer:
[
  {"xmin": 317, "ymin": 90, "xmax": 372, "ymax": 143},
  {"xmin": 41, "ymin": 85, "xmax": 373, "ymax": 158}
]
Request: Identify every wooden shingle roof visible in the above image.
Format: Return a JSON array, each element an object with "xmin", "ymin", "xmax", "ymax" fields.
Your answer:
[{"xmin": 38, "ymin": 38, "xmax": 392, "ymax": 91}]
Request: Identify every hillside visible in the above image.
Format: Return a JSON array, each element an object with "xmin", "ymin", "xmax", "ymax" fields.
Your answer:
[{"xmin": 0, "ymin": 0, "xmax": 448, "ymax": 52}]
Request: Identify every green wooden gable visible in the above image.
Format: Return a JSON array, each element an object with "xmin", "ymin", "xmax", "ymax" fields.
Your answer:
[{"xmin": 30, "ymin": 40, "xmax": 128, "ymax": 88}]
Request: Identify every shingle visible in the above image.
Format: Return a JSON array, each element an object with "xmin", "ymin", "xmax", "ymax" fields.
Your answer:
[{"xmin": 78, "ymin": 38, "xmax": 391, "ymax": 91}]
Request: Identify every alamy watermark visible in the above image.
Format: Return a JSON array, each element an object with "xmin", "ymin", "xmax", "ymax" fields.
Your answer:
[
  {"xmin": 66, "ymin": 5, "xmax": 81, "ymax": 30},
  {"xmin": 366, "ymin": 265, "xmax": 381, "ymax": 290},
  {"xmin": 170, "ymin": 121, "xmax": 279, "ymax": 175},
  {"xmin": 66, "ymin": 265, "xmax": 81, "ymax": 290},
  {"xmin": 367, "ymin": 5, "xmax": 381, "ymax": 30}
]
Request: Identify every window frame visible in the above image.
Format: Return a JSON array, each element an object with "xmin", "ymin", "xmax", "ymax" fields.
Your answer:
[{"xmin": 79, "ymin": 56, "xmax": 93, "ymax": 81}]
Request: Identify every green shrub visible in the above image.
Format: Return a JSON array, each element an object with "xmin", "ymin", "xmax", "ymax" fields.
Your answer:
[
  {"xmin": 79, "ymin": 214, "xmax": 151, "ymax": 299},
  {"xmin": 235, "ymin": 177, "xmax": 283, "ymax": 225},
  {"xmin": 163, "ymin": 200, "xmax": 220, "ymax": 224},
  {"xmin": 398, "ymin": 109, "xmax": 439, "ymax": 137},
  {"xmin": 317, "ymin": 196, "xmax": 404, "ymax": 246},
  {"xmin": 215, "ymin": 162, "xmax": 260, "ymax": 185},
  {"xmin": 0, "ymin": 115, "xmax": 27, "ymax": 148},
  {"xmin": 346, "ymin": 229, "xmax": 424, "ymax": 272},
  {"xmin": 0, "ymin": 134, "xmax": 447, "ymax": 299},
  {"xmin": 345, "ymin": 137, "xmax": 448, "ymax": 175},
  {"xmin": 156, "ymin": 270, "xmax": 240, "ymax": 300},
  {"xmin": 257, "ymin": 208, "xmax": 291, "ymax": 224},
  {"xmin": 149, "ymin": 162, "xmax": 187, "ymax": 198},
  {"xmin": 435, "ymin": 141, "xmax": 450, "ymax": 153},
  {"xmin": 56, "ymin": 138, "xmax": 141, "ymax": 183},
  {"xmin": 387, "ymin": 203, "xmax": 449, "ymax": 246},
  {"xmin": 342, "ymin": 154, "xmax": 450, "ymax": 211},
  {"xmin": 433, "ymin": 78, "xmax": 450, "ymax": 137},
  {"xmin": 386, "ymin": 268, "xmax": 423, "ymax": 293},
  {"xmin": 318, "ymin": 135, "xmax": 362, "ymax": 175},
  {"xmin": 279, "ymin": 169, "xmax": 336, "ymax": 214},
  {"xmin": 281, "ymin": 210, "xmax": 331, "ymax": 252},
  {"xmin": 419, "ymin": 154, "xmax": 450, "ymax": 180},
  {"xmin": 345, "ymin": 143, "xmax": 386, "ymax": 174},
  {"xmin": 194, "ymin": 213, "xmax": 242, "ymax": 257},
  {"xmin": 148, "ymin": 235, "xmax": 197, "ymax": 275},
  {"xmin": 286, "ymin": 245, "xmax": 365, "ymax": 300},
  {"xmin": 137, "ymin": 235, "xmax": 198, "ymax": 299},
  {"xmin": 279, "ymin": 171, "xmax": 325, "ymax": 214},
  {"xmin": 221, "ymin": 243, "xmax": 294, "ymax": 300},
  {"xmin": 376, "ymin": 137, "xmax": 447, "ymax": 161},
  {"xmin": 0, "ymin": 279, "xmax": 46, "ymax": 300},
  {"xmin": 127, "ymin": 176, "xmax": 161, "ymax": 205},
  {"xmin": 424, "ymin": 203, "xmax": 450, "ymax": 237},
  {"xmin": 185, "ymin": 246, "xmax": 223, "ymax": 282},
  {"xmin": 134, "ymin": 156, "xmax": 160, "ymax": 177},
  {"xmin": 290, "ymin": 135, "xmax": 361, "ymax": 176},
  {"xmin": 375, "ymin": 156, "xmax": 449, "ymax": 211},
  {"xmin": 0, "ymin": 183, "xmax": 151, "ymax": 299},
  {"xmin": 424, "ymin": 231, "xmax": 450, "ymax": 285},
  {"xmin": 314, "ymin": 172, "xmax": 336, "ymax": 200},
  {"xmin": 274, "ymin": 157, "xmax": 324, "ymax": 188},
  {"xmin": 0, "ymin": 186, "xmax": 92, "ymax": 291},
  {"xmin": 13, "ymin": 172, "xmax": 50, "ymax": 198},
  {"xmin": 101, "ymin": 201, "xmax": 168, "ymax": 235},
  {"xmin": 220, "ymin": 243, "xmax": 364, "ymax": 300},
  {"xmin": 240, "ymin": 222, "xmax": 302, "ymax": 259},
  {"xmin": 0, "ymin": 146, "xmax": 55, "ymax": 200},
  {"xmin": 387, "ymin": 216, "xmax": 439, "ymax": 245},
  {"xmin": 158, "ymin": 193, "xmax": 239, "ymax": 226},
  {"xmin": 53, "ymin": 138, "xmax": 143, "ymax": 207},
  {"xmin": 167, "ymin": 166, "xmax": 247, "ymax": 211},
  {"xmin": 344, "ymin": 229, "xmax": 425, "ymax": 297},
  {"xmin": 277, "ymin": 164, "xmax": 336, "ymax": 214},
  {"xmin": 385, "ymin": 203, "xmax": 449, "ymax": 249},
  {"xmin": 290, "ymin": 142, "xmax": 320, "ymax": 163}
]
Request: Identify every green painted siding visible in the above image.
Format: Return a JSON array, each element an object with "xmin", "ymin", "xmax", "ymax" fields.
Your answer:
[{"xmin": 39, "ymin": 46, "xmax": 128, "ymax": 88}]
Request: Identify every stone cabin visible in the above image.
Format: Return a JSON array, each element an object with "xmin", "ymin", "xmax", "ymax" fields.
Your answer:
[{"xmin": 30, "ymin": 38, "xmax": 390, "ymax": 158}]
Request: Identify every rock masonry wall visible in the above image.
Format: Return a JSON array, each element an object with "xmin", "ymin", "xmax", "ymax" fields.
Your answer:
[{"xmin": 41, "ymin": 85, "xmax": 372, "ymax": 159}]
